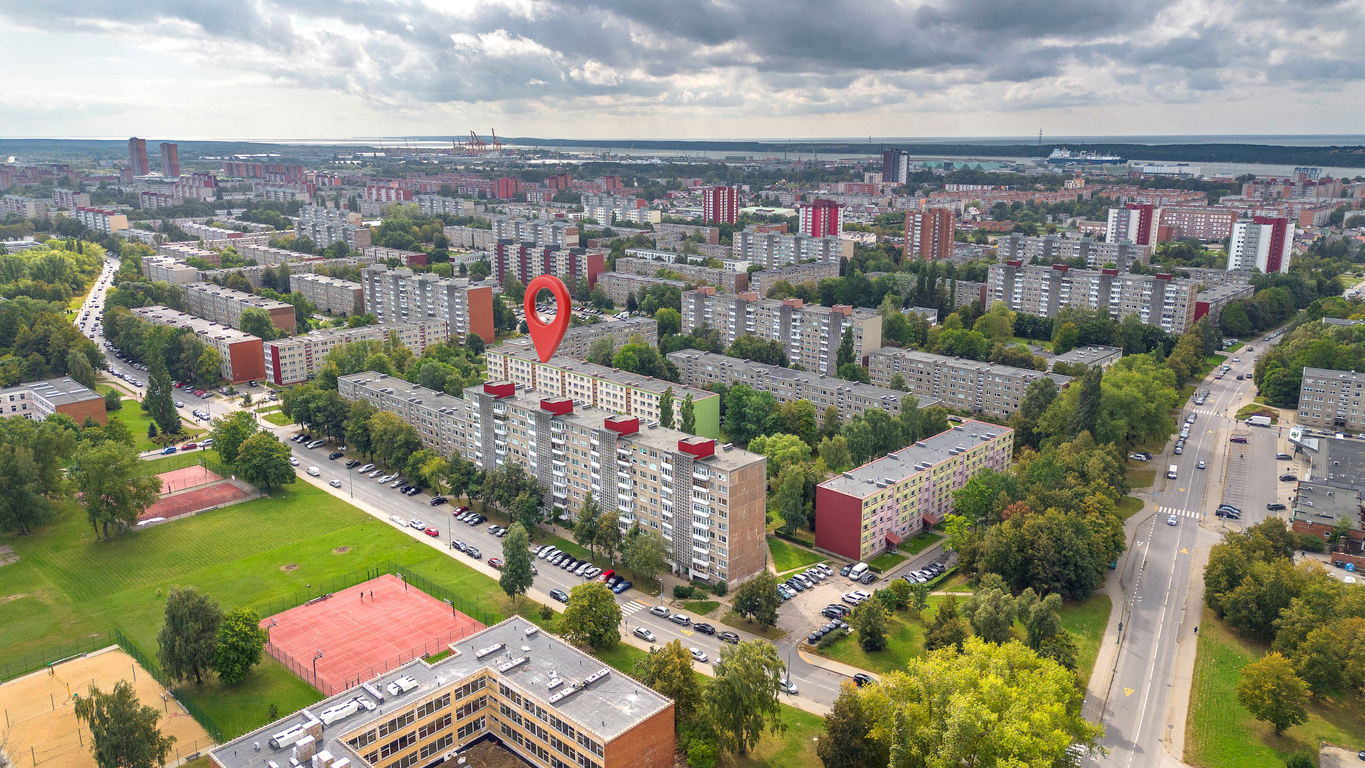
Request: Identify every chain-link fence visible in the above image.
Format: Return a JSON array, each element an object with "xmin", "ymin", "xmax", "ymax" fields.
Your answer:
[
  {"xmin": 0, "ymin": 631, "xmax": 115, "ymax": 684},
  {"xmin": 112, "ymin": 629, "xmax": 223, "ymax": 744}
]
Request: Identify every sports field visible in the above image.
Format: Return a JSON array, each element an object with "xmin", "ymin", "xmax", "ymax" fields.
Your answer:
[{"xmin": 138, "ymin": 465, "xmax": 250, "ymax": 524}]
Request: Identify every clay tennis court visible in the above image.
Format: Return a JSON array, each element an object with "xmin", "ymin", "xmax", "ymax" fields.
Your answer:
[
  {"xmin": 137, "ymin": 465, "xmax": 249, "ymax": 523},
  {"xmin": 261, "ymin": 574, "xmax": 484, "ymax": 695},
  {"xmin": 0, "ymin": 647, "xmax": 212, "ymax": 767}
]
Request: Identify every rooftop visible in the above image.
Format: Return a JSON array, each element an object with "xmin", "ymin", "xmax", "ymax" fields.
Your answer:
[
  {"xmin": 819, "ymin": 420, "xmax": 1012, "ymax": 498},
  {"xmin": 492, "ymin": 346, "xmax": 713, "ymax": 399},
  {"xmin": 1049, "ymin": 345, "xmax": 1124, "ymax": 366},
  {"xmin": 210, "ymin": 617, "xmax": 672, "ymax": 768},
  {"xmin": 268, "ymin": 321, "xmax": 443, "ymax": 348},
  {"xmin": 0, "ymin": 377, "xmax": 102, "ymax": 407},
  {"xmin": 666, "ymin": 349, "xmax": 937, "ymax": 409},
  {"xmin": 185, "ymin": 282, "xmax": 293, "ymax": 311},
  {"xmin": 872, "ymin": 347, "xmax": 1074, "ymax": 385},
  {"xmin": 131, "ymin": 305, "xmax": 261, "ymax": 343},
  {"xmin": 1197, "ymin": 283, "xmax": 1255, "ymax": 301}
]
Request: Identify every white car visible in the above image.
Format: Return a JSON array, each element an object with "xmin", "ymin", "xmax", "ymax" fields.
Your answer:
[
  {"xmin": 289, "ymin": 457, "xmax": 299, "ymax": 466},
  {"xmin": 689, "ymin": 648, "xmax": 708, "ymax": 663},
  {"xmin": 410, "ymin": 518, "xmax": 425, "ymax": 529},
  {"xmin": 306, "ymin": 466, "xmax": 320, "ymax": 477},
  {"xmin": 851, "ymin": 590, "xmax": 872, "ymax": 601},
  {"xmin": 329, "ymin": 479, "xmax": 342, "ymax": 488},
  {"xmin": 1167, "ymin": 514, "xmax": 1178, "ymax": 526},
  {"xmin": 779, "ymin": 678, "xmax": 799, "ymax": 695}
]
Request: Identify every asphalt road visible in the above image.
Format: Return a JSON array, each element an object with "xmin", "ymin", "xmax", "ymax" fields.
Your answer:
[{"xmin": 1092, "ymin": 335, "xmax": 1285, "ymax": 768}]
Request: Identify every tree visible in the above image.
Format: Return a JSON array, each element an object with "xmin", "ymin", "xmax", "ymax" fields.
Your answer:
[
  {"xmin": 907, "ymin": 582, "xmax": 930, "ymax": 614},
  {"xmin": 574, "ymin": 493, "xmax": 602, "ymax": 557},
  {"xmin": 142, "ymin": 331, "xmax": 180, "ymax": 436},
  {"xmin": 656, "ymin": 307, "xmax": 681, "ymax": 338},
  {"xmin": 850, "ymin": 599, "xmax": 889, "ymax": 651},
  {"xmin": 157, "ymin": 587, "xmax": 222, "ymax": 685},
  {"xmin": 705, "ymin": 640, "xmax": 787, "ymax": 757},
  {"xmin": 680, "ymin": 393, "xmax": 696, "ymax": 435},
  {"xmin": 1292, "ymin": 627, "xmax": 1344, "ymax": 700},
  {"xmin": 836, "ymin": 327, "xmax": 855, "ymax": 368},
  {"xmin": 71, "ymin": 442, "xmax": 161, "ymax": 539},
  {"xmin": 560, "ymin": 581, "xmax": 622, "ymax": 650},
  {"xmin": 212, "ymin": 607, "xmax": 267, "ymax": 685},
  {"xmin": 1069, "ymin": 365, "xmax": 1103, "ymax": 438},
  {"xmin": 235, "ymin": 432, "xmax": 296, "ymax": 492},
  {"xmin": 499, "ymin": 523, "xmax": 535, "ymax": 604},
  {"xmin": 465, "ymin": 332, "xmax": 485, "ymax": 355},
  {"xmin": 1052, "ymin": 321, "xmax": 1079, "ymax": 354},
  {"xmin": 817, "ymin": 682, "xmax": 886, "ymax": 768},
  {"xmin": 634, "ymin": 640, "xmax": 703, "ymax": 723},
  {"xmin": 104, "ymin": 389, "xmax": 122, "ymax": 411},
  {"xmin": 773, "ymin": 466, "xmax": 805, "ymax": 536},
  {"xmin": 732, "ymin": 570, "xmax": 781, "ymax": 628},
  {"xmin": 1237, "ymin": 652, "xmax": 1309, "ymax": 736},
  {"xmin": 1020, "ymin": 589, "xmax": 1064, "ymax": 650},
  {"xmin": 923, "ymin": 595, "xmax": 970, "ymax": 652},
  {"xmin": 239, "ymin": 307, "xmax": 277, "ymax": 341},
  {"xmin": 195, "ymin": 347, "xmax": 222, "ymax": 388},
  {"xmin": 595, "ymin": 510, "xmax": 622, "ymax": 562},
  {"xmin": 510, "ymin": 491, "xmax": 542, "ymax": 531},
  {"xmin": 209, "ymin": 410, "xmax": 259, "ymax": 464},
  {"xmin": 962, "ymin": 573, "xmax": 1020, "ymax": 644},
  {"xmin": 623, "ymin": 528, "xmax": 668, "ymax": 586},
  {"xmin": 821, "ymin": 405, "xmax": 843, "ymax": 439},
  {"xmin": 67, "ymin": 348, "xmax": 97, "ymax": 389},
  {"xmin": 659, "ymin": 387, "xmax": 675, "ymax": 429},
  {"xmin": 73, "ymin": 681, "xmax": 177, "ymax": 768}
]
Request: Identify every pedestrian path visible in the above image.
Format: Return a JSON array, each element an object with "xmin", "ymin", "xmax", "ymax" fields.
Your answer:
[
  {"xmin": 619, "ymin": 600, "xmax": 647, "ymax": 617},
  {"xmin": 1158, "ymin": 506, "xmax": 1202, "ymax": 519}
]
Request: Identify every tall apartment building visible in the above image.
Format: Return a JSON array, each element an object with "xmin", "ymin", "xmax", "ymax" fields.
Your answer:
[
  {"xmin": 986, "ymin": 261, "xmax": 1199, "ymax": 333},
  {"xmin": 1297, "ymin": 367, "xmax": 1365, "ymax": 432},
  {"xmin": 1184, "ymin": 267, "xmax": 1254, "ymax": 289},
  {"xmin": 361, "ymin": 264, "xmax": 496, "ymax": 343},
  {"xmin": 702, "ymin": 186, "xmax": 738, "ymax": 224},
  {"xmin": 1228, "ymin": 216, "xmax": 1293, "ymax": 274},
  {"xmin": 74, "ymin": 207, "xmax": 129, "ymax": 235},
  {"xmin": 493, "ymin": 241, "xmax": 604, "ymax": 288},
  {"xmin": 290, "ymin": 272, "xmax": 363, "ymax": 316},
  {"xmin": 799, "ymin": 198, "xmax": 843, "ymax": 237},
  {"xmin": 1106, "ymin": 203, "xmax": 1157, "ymax": 245},
  {"xmin": 416, "ymin": 195, "xmax": 476, "ymax": 217},
  {"xmin": 500, "ymin": 317, "xmax": 657, "ymax": 361},
  {"xmin": 0, "ymin": 377, "xmax": 107, "ymax": 425},
  {"xmin": 131, "ymin": 306, "xmax": 265, "ymax": 382},
  {"xmin": 1157, "ymin": 206, "xmax": 1238, "ymax": 241},
  {"xmin": 141, "ymin": 255, "xmax": 201, "ymax": 285},
  {"xmin": 667, "ymin": 349, "xmax": 939, "ymax": 422},
  {"xmin": 747, "ymin": 261, "xmax": 841, "ymax": 297},
  {"xmin": 904, "ymin": 208, "xmax": 955, "ymax": 262},
  {"xmin": 492, "ymin": 218, "xmax": 580, "ymax": 249},
  {"xmin": 210, "ymin": 617, "xmax": 675, "ymax": 768},
  {"xmin": 444, "ymin": 225, "xmax": 499, "ymax": 251},
  {"xmin": 615, "ymin": 256, "xmax": 748, "ymax": 293},
  {"xmin": 868, "ymin": 347, "xmax": 1072, "ymax": 418},
  {"xmin": 733, "ymin": 229, "xmax": 852, "ymax": 270},
  {"xmin": 338, "ymin": 375, "xmax": 767, "ymax": 584},
  {"xmin": 582, "ymin": 194, "xmax": 660, "ymax": 225},
  {"xmin": 127, "ymin": 137, "xmax": 148, "ymax": 176},
  {"xmin": 598, "ymin": 272, "xmax": 693, "ymax": 305},
  {"xmin": 816, "ymin": 421, "xmax": 1014, "ymax": 561},
  {"xmin": 360, "ymin": 245, "xmax": 428, "ymax": 268},
  {"xmin": 264, "ymin": 320, "xmax": 446, "ymax": 385},
  {"xmin": 680, "ymin": 287, "xmax": 882, "ymax": 375},
  {"xmin": 296, "ymin": 205, "xmax": 373, "ymax": 250},
  {"xmin": 158, "ymin": 142, "xmax": 179, "ymax": 177},
  {"xmin": 882, "ymin": 148, "xmax": 910, "ymax": 185},
  {"xmin": 182, "ymin": 282, "xmax": 296, "ymax": 333},
  {"xmin": 157, "ymin": 242, "xmax": 221, "ymax": 266},
  {"xmin": 485, "ymin": 346, "xmax": 721, "ymax": 438},
  {"xmin": 997, "ymin": 234, "xmax": 1152, "ymax": 272},
  {"xmin": 0, "ymin": 195, "xmax": 48, "ymax": 219},
  {"xmin": 50, "ymin": 188, "xmax": 90, "ymax": 210}
]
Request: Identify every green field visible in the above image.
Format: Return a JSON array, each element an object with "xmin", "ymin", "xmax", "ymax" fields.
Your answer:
[
  {"xmin": 682, "ymin": 600, "xmax": 721, "ymax": 616},
  {"xmin": 1058, "ymin": 594, "xmax": 1111, "ymax": 689},
  {"xmin": 1184, "ymin": 609, "xmax": 1365, "ymax": 768},
  {"xmin": 96, "ymin": 385, "xmax": 204, "ymax": 451},
  {"xmin": 1117, "ymin": 496, "xmax": 1146, "ymax": 520},
  {"xmin": 897, "ymin": 530, "xmax": 942, "ymax": 556},
  {"xmin": 768, "ymin": 537, "xmax": 825, "ymax": 573},
  {"xmin": 263, "ymin": 411, "xmax": 294, "ymax": 426},
  {"xmin": 867, "ymin": 552, "xmax": 906, "ymax": 573}
]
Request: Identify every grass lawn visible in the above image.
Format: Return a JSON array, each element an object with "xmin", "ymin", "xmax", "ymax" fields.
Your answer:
[
  {"xmin": 898, "ymin": 530, "xmax": 942, "ymax": 556},
  {"xmin": 723, "ymin": 704, "xmax": 825, "ymax": 768},
  {"xmin": 935, "ymin": 571, "xmax": 974, "ymax": 593},
  {"xmin": 768, "ymin": 537, "xmax": 825, "ymax": 573},
  {"xmin": 1234, "ymin": 404, "xmax": 1277, "ymax": 423},
  {"xmin": 1223, "ymin": 342, "xmax": 1244, "ymax": 353},
  {"xmin": 1185, "ymin": 609, "xmax": 1365, "ymax": 768},
  {"xmin": 720, "ymin": 610, "xmax": 786, "ymax": 641},
  {"xmin": 264, "ymin": 411, "xmax": 294, "ymax": 426},
  {"xmin": 1118, "ymin": 496, "xmax": 1145, "ymax": 520},
  {"xmin": 1058, "ymin": 594, "xmax": 1111, "ymax": 689},
  {"xmin": 867, "ymin": 552, "xmax": 906, "ymax": 573},
  {"xmin": 1126, "ymin": 466, "xmax": 1157, "ymax": 488},
  {"xmin": 96, "ymin": 387, "xmax": 204, "ymax": 452},
  {"xmin": 682, "ymin": 600, "xmax": 720, "ymax": 615}
]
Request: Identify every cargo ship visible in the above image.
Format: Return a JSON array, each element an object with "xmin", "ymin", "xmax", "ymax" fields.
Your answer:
[{"xmin": 1047, "ymin": 147, "xmax": 1126, "ymax": 165}]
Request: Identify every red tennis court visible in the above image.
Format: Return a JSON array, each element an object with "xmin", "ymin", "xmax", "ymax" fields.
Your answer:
[
  {"xmin": 260, "ymin": 574, "xmax": 484, "ymax": 695},
  {"xmin": 137, "ymin": 467, "xmax": 250, "ymax": 523}
]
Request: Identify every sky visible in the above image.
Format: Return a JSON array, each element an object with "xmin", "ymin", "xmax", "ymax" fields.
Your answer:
[{"xmin": 1, "ymin": 0, "xmax": 1363, "ymax": 141}]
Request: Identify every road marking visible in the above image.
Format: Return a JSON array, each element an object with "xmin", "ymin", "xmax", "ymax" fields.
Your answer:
[
  {"xmin": 1158, "ymin": 506, "xmax": 1202, "ymax": 519},
  {"xmin": 1181, "ymin": 548, "xmax": 1189, "ymax": 554},
  {"xmin": 681, "ymin": 629, "xmax": 693, "ymax": 636},
  {"xmin": 620, "ymin": 600, "xmax": 647, "ymax": 617},
  {"xmin": 1124, "ymin": 687, "xmax": 1135, "ymax": 696}
]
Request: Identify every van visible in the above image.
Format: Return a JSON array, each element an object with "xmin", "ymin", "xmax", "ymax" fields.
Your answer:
[
  {"xmin": 1167, "ymin": 464, "xmax": 1178, "ymax": 480},
  {"xmin": 307, "ymin": 466, "xmax": 321, "ymax": 477},
  {"xmin": 848, "ymin": 562, "xmax": 869, "ymax": 580}
]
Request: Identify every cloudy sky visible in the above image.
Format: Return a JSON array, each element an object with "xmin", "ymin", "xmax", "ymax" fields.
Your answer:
[{"xmin": 1, "ymin": 0, "xmax": 1362, "ymax": 141}]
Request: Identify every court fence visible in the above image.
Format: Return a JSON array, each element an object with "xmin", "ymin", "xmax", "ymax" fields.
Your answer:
[
  {"xmin": 112, "ymin": 629, "xmax": 224, "ymax": 744},
  {"xmin": 264, "ymin": 625, "xmax": 483, "ymax": 697},
  {"xmin": 0, "ymin": 630, "xmax": 116, "ymax": 685},
  {"xmin": 253, "ymin": 563, "xmax": 498, "ymax": 630}
]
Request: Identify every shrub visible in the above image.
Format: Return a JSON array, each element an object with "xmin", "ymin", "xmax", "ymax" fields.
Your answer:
[
  {"xmin": 673, "ymin": 585, "xmax": 697, "ymax": 600},
  {"xmin": 817, "ymin": 628, "xmax": 848, "ymax": 649},
  {"xmin": 711, "ymin": 580, "xmax": 728, "ymax": 597},
  {"xmin": 1295, "ymin": 533, "xmax": 1326, "ymax": 553},
  {"xmin": 687, "ymin": 739, "xmax": 718, "ymax": 768},
  {"xmin": 539, "ymin": 604, "xmax": 553, "ymax": 621}
]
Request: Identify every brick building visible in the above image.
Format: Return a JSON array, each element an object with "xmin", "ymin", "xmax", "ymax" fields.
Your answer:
[
  {"xmin": 131, "ymin": 306, "xmax": 265, "ymax": 383},
  {"xmin": 0, "ymin": 377, "xmax": 107, "ymax": 425}
]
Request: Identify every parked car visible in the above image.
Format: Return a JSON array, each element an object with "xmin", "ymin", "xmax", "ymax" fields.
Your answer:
[
  {"xmin": 693, "ymin": 622, "xmax": 716, "ymax": 635},
  {"xmin": 329, "ymin": 480, "xmax": 343, "ymax": 488},
  {"xmin": 1276, "ymin": 453, "xmax": 1292, "ymax": 460},
  {"xmin": 1267, "ymin": 502, "xmax": 1287, "ymax": 511},
  {"xmin": 329, "ymin": 451, "xmax": 344, "ymax": 460},
  {"xmin": 839, "ymin": 564, "xmax": 853, "ymax": 576},
  {"xmin": 289, "ymin": 457, "xmax": 299, "ymax": 466},
  {"xmin": 405, "ymin": 487, "xmax": 421, "ymax": 496},
  {"xmin": 160, "ymin": 446, "xmax": 177, "ymax": 455},
  {"xmin": 717, "ymin": 631, "xmax": 740, "ymax": 644},
  {"xmin": 550, "ymin": 589, "xmax": 570, "ymax": 603},
  {"xmin": 346, "ymin": 459, "xmax": 360, "ymax": 468},
  {"xmin": 689, "ymin": 648, "xmax": 708, "ymax": 663},
  {"xmin": 429, "ymin": 497, "xmax": 448, "ymax": 506},
  {"xmin": 423, "ymin": 527, "xmax": 439, "ymax": 537},
  {"xmin": 1230, "ymin": 436, "xmax": 1248, "ymax": 444},
  {"xmin": 1279, "ymin": 474, "xmax": 1298, "ymax": 482},
  {"xmin": 669, "ymin": 613, "xmax": 691, "ymax": 626},
  {"xmin": 1128, "ymin": 453, "xmax": 1149, "ymax": 462},
  {"xmin": 853, "ymin": 673, "xmax": 875, "ymax": 687},
  {"xmin": 488, "ymin": 557, "xmax": 504, "ymax": 568},
  {"xmin": 612, "ymin": 580, "xmax": 633, "ymax": 594},
  {"xmin": 409, "ymin": 519, "xmax": 424, "ymax": 529}
]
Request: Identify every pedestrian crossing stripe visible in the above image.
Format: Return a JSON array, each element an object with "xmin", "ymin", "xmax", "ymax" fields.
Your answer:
[
  {"xmin": 619, "ymin": 600, "xmax": 647, "ymax": 617},
  {"xmin": 1159, "ymin": 506, "xmax": 1202, "ymax": 519}
]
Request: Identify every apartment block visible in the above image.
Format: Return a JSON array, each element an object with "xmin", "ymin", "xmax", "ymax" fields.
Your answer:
[
  {"xmin": 127, "ymin": 137, "xmax": 148, "ymax": 176},
  {"xmin": 1290, "ymin": 438, "xmax": 1365, "ymax": 537},
  {"xmin": 444, "ymin": 224, "xmax": 499, "ymax": 251},
  {"xmin": 264, "ymin": 320, "xmax": 447, "ymax": 386},
  {"xmin": 493, "ymin": 241, "xmax": 604, "ymax": 288},
  {"xmin": 210, "ymin": 617, "xmax": 674, "ymax": 768},
  {"xmin": 1106, "ymin": 203, "xmax": 1157, "ymax": 245},
  {"xmin": 1297, "ymin": 367, "xmax": 1365, "ymax": 433},
  {"xmin": 680, "ymin": 287, "xmax": 882, "ymax": 375},
  {"xmin": 500, "ymin": 317, "xmax": 657, "ymax": 361},
  {"xmin": 361, "ymin": 245, "xmax": 428, "ymax": 268},
  {"xmin": 799, "ymin": 198, "xmax": 843, "ymax": 237},
  {"xmin": 997, "ymin": 234, "xmax": 1153, "ymax": 272},
  {"xmin": 485, "ymin": 346, "xmax": 721, "ymax": 438},
  {"xmin": 0, "ymin": 377, "xmax": 107, "ymax": 425},
  {"xmin": 179, "ymin": 222, "xmax": 271, "ymax": 246},
  {"xmin": 868, "ymin": 347, "xmax": 1072, "ymax": 418},
  {"xmin": 733, "ymin": 229, "xmax": 852, "ymax": 270},
  {"xmin": 183, "ymin": 282, "xmax": 296, "ymax": 333},
  {"xmin": 904, "ymin": 208, "xmax": 955, "ymax": 262},
  {"xmin": 667, "ymin": 349, "xmax": 939, "ymax": 423},
  {"xmin": 816, "ymin": 421, "xmax": 1014, "ymax": 561},
  {"xmin": 954, "ymin": 280, "xmax": 988, "ymax": 309},
  {"xmin": 1183, "ymin": 268, "xmax": 1253, "ymax": 290},
  {"xmin": 291, "ymin": 272, "xmax": 363, "ymax": 316},
  {"xmin": 74, "ymin": 207, "xmax": 129, "ymax": 235},
  {"xmin": 1046, "ymin": 345, "xmax": 1124, "ymax": 371},
  {"xmin": 159, "ymin": 142, "xmax": 179, "ymax": 178},
  {"xmin": 141, "ymin": 255, "xmax": 201, "ymax": 285},
  {"xmin": 986, "ymin": 261, "xmax": 1199, "ymax": 333},
  {"xmin": 748, "ymin": 261, "xmax": 840, "ymax": 297},
  {"xmin": 338, "ymin": 375, "xmax": 767, "ymax": 583},
  {"xmin": 1157, "ymin": 206, "xmax": 1238, "ymax": 242},
  {"xmin": 702, "ymin": 186, "xmax": 738, "ymax": 224},
  {"xmin": 1195, "ymin": 283, "xmax": 1255, "ymax": 326},
  {"xmin": 616, "ymin": 255, "xmax": 748, "ymax": 293},
  {"xmin": 157, "ymin": 242, "xmax": 220, "ymax": 266},
  {"xmin": 50, "ymin": 188, "xmax": 90, "ymax": 210},
  {"xmin": 416, "ymin": 195, "xmax": 476, "ymax": 217},
  {"xmin": 296, "ymin": 205, "xmax": 373, "ymax": 250},
  {"xmin": 361, "ymin": 264, "xmax": 496, "ymax": 343},
  {"xmin": 131, "ymin": 306, "xmax": 265, "ymax": 382},
  {"xmin": 200, "ymin": 256, "xmax": 377, "ymax": 289},
  {"xmin": 598, "ymin": 272, "xmax": 692, "ymax": 306},
  {"xmin": 492, "ymin": 218, "xmax": 579, "ymax": 249},
  {"xmin": 0, "ymin": 195, "xmax": 48, "ymax": 219},
  {"xmin": 1228, "ymin": 216, "xmax": 1292, "ymax": 274},
  {"xmin": 582, "ymin": 194, "xmax": 660, "ymax": 225}
]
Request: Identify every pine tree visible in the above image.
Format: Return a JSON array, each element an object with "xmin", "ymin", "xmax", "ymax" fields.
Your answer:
[
  {"xmin": 142, "ymin": 329, "xmax": 181, "ymax": 436},
  {"xmin": 659, "ymin": 387, "xmax": 674, "ymax": 429},
  {"xmin": 680, "ymin": 393, "xmax": 695, "ymax": 435}
]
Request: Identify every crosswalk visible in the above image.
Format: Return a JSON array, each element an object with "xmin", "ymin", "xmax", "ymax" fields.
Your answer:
[
  {"xmin": 1189, "ymin": 408, "xmax": 1222, "ymax": 416},
  {"xmin": 1159, "ymin": 506, "xmax": 1203, "ymax": 519},
  {"xmin": 619, "ymin": 600, "xmax": 647, "ymax": 617}
]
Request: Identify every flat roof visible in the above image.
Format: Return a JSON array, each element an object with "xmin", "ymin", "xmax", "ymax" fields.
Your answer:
[
  {"xmin": 492, "ymin": 346, "xmax": 713, "ymax": 399},
  {"xmin": 872, "ymin": 347, "xmax": 1074, "ymax": 385},
  {"xmin": 0, "ymin": 376, "xmax": 102, "ymax": 407},
  {"xmin": 1197, "ymin": 283, "xmax": 1255, "ymax": 301},
  {"xmin": 666, "ymin": 349, "xmax": 937, "ymax": 409},
  {"xmin": 819, "ymin": 420, "xmax": 1012, "ymax": 498},
  {"xmin": 131, "ymin": 306, "xmax": 260, "ymax": 343},
  {"xmin": 1049, "ymin": 345, "xmax": 1123, "ymax": 365},
  {"xmin": 210, "ymin": 618, "xmax": 671, "ymax": 768},
  {"xmin": 185, "ymin": 282, "xmax": 292, "ymax": 311}
]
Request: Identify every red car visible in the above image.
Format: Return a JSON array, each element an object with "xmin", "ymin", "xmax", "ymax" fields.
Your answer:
[
  {"xmin": 1230, "ymin": 436, "xmax": 1248, "ymax": 444},
  {"xmin": 424, "ymin": 527, "xmax": 440, "ymax": 537},
  {"xmin": 182, "ymin": 443, "xmax": 197, "ymax": 450},
  {"xmin": 488, "ymin": 557, "xmax": 504, "ymax": 569}
]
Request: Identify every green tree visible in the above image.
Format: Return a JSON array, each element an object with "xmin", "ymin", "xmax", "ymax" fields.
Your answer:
[
  {"xmin": 510, "ymin": 491, "xmax": 542, "ymax": 532},
  {"xmin": 209, "ymin": 410, "xmax": 259, "ymax": 464},
  {"xmin": 156, "ymin": 587, "xmax": 222, "ymax": 685},
  {"xmin": 1052, "ymin": 321, "xmax": 1079, "ymax": 354},
  {"xmin": 574, "ymin": 493, "xmax": 602, "ymax": 556},
  {"xmin": 1069, "ymin": 365, "xmax": 1103, "ymax": 438},
  {"xmin": 465, "ymin": 332, "xmax": 485, "ymax": 355},
  {"xmin": 74, "ymin": 681, "xmax": 177, "ymax": 768},
  {"xmin": 923, "ymin": 595, "xmax": 970, "ymax": 652},
  {"xmin": 345, "ymin": 399, "xmax": 378, "ymax": 459},
  {"xmin": 818, "ymin": 434, "xmax": 852, "ymax": 473},
  {"xmin": 195, "ymin": 347, "xmax": 222, "ymax": 388},
  {"xmin": 66, "ymin": 348, "xmax": 97, "ymax": 389},
  {"xmin": 705, "ymin": 640, "xmax": 787, "ymax": 757},
  {"xmin": 836, "ymin": 327, "xmax": 855, "ymax": 368},
  {"xmin": 907, "ymin": 582, "xmax": 930, "ymax": 614},
  {"xmin": 634, "ymin": 640, "xmax": 703, "ymax": 723},
  {"xmin": 560, "ymin": 581, "xmax": 622, "ymax": 650},
  {"xmin": 239, "ymin": 307, "xmax": 277, "ymax": 341},
  {"xmin": 821, "ymin": 405, "xmax": 843, "ymax": 439},
  {"xmin": 656, "ymin": 307, "xmax": 682, "ymax": 338},
  {"xmin": 888, "ymin": 373, "xmax": 906, "ymax": 391},
  {"xmin": 142, "ymin": 331, "xmax": 180, "ymax": 435},
  {"xmin": 1237, "ymin": 652, "xmax": 1309, "ymax": 736},
  {"xmin": 851, "ymin": 599, "xmax": 889, "ymax": 651},
  {"xmin": 104, "ymin": 389, "xmax": 122, "ymax": 411},
  {"xmin": 962, "ymin": 573, "xmax": 1020, "ymax": 644},
  {"xmin": 732, "ymin": 570, "xmax": 781, "ymax": 628},
  {"xmin": 817, "ymin": 682, "xmax": 887, "ymax": 768},
  {"xmin": 212, "ymin": 606, "xmax": 267, "ymax": 685},
  {"xmin": 235, "ymin": 432, "xmax": 296, "ymax": 492},
  {"xmin": 624, "ymin": 528, "xmax": 668, "ymax": 586},
  {"xmin": 1292, "ymin": 627, "xmax": 1344, "ymax": 700},
  {"xmin": 773, "ymin": 466, "xmax": 805, "ymax": 536},
  {"xmin": 70, "ymin": 441, "xmax": 161, "ymax": 539},
  {"xmin": 595, "ymin": 510, "xmax": 622, "ymax": 562},
  {"xmin": 1020, "ymin": 589, "xmax": 1064, "ymax": 650},
  {"xmin": 659, "ymin": 387, "xmax": 675, "ymax": 429},
  {"xmin": 680, "ymin": 393, "xmax": 696, "ymax": 434},
  {"xmin": 499, "ymin": 523, "xmax": 535, "ymax": 604}
]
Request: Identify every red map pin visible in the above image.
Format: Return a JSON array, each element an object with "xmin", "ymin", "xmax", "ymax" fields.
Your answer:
[{"xmin": 523, "ymin": 274, "xmax": 572, "ymax": 363}]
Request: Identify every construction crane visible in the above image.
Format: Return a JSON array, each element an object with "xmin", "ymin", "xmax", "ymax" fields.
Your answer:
[
  {"xmin": 489, "ymin": 129, "xmax": 503, "ymax": 152},
  {"xmin": 468, "ymin": 131, "xmax": 488, "ymax": 153}
]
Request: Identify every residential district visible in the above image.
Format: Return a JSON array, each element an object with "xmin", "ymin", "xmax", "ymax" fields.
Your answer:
[{"xmin": 1, "ymin": 138, "xmax": 1364, "ymax": 768}]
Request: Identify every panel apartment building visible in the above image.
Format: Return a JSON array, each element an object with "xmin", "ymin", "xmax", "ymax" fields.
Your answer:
[
  {"xmin": 667, "ymin": 349, "xmax": 940, "ymax": 422},
  {"xmin": 337, "ymin": 375, "xmax": 767, "ymax": 584},
  {"xmin": 904, "ymin": 208, "xmax": 955, "ymax": 262},
  {"xmin": 997, "ymin": 234, "xmax": 1153, "ymax": 272},
  {"xmin": 290, "ymin": 272, "xmax": 363, "ymax": 316},
  {"xmin": 815, "ymin": 421, "xmax": 1014, "ymax": 561},
  {"xmin": 485, "ymin": 345, "xmax": 721, "ymax": 438},
  {"xmin": 296, "ymin": 205, "xmax": 373, "ymax": 250},
  {"xmin": 141, "ymin": 255, "xmax": 201, "ymax": 285},
  {"xmin": 492, "ymin": 217, "xmax": 579, "ymax": 248},
  {"xmin": 361, "ymin": 264, "xmax": 496, "ymax": 343},
  {"xmin": 680, "ymin": 287, "xmax": 883, "ymax": 375},
  {"xmin": 501, "ymin": 317, "xmax": 658, "ymax": 362},
  {"xmin": 615, "ymin": 256, "xmax": 749, "ymax": 293},
  {"xmin": 986, "ymin": 261, "xmax": 1199, "ymax": 334},
  {"xmin": 210, "ymin": 618, "xmax": 675, "ymax": 768},
  {"xmin": 0, "ymin": 377, "xmax": 107, "ymax": 425},
  {"xmin": 182, "ymin": 282, "xmax": 296, "ymax": 333},
  {"xmin": 868, "ymin": 347, "xmax": 1072, "ymax": 418},
  {"xmin": 493, "ymin": 242, "xmax": 604, "ymax": 288},
  {"xmin": 598, "ymin": 272, "xmax": 693, "ymax": 306},
  {"xmin": 1297, "ymin": 367, "xmax": 1365, "ymax": 433},
  {"xmin": 264, "ymin": 320, "xmax": 447, "ymax": 386},
  {"xmin": 415, "ymin": 194, "xmax": 477, "ymax": 217},
  {"xmin": 131, "ymin": 306, "xmax": 265, "ymax": 382},
  {"xmin": 747, "ymin": 261, "xmax": 841, "ymax": 298},
  {"xmin": 733, "ymin": 229, "xmax": 852, "ymax": 270}
]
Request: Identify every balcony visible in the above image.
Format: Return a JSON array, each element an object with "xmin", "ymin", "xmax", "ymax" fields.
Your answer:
[
  {"xmin": 616, "ymin": 459, "xmax": 630, "ymax": 469},
  {"xmin": 692, "ymin": 533, "xmax": 709, "ymax": 545}
]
